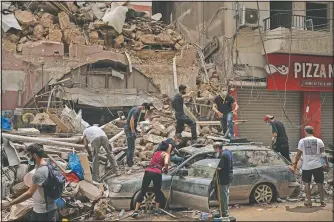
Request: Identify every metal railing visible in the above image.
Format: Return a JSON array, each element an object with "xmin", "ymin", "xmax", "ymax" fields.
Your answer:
[{"xmin": 263, "ymin": 13, "xmax": 332, "ymax": 32}]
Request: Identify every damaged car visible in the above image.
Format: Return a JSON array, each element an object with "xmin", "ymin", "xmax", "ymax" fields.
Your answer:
[{"xmin": 107, "ymin": 145, "xmax": 300, "ymax": 212}]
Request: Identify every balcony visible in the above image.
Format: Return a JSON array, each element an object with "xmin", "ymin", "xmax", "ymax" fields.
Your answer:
[
  {"xmin": 261, "ymin": 14, "xmax": 333, "ymax": 56},
  {"xmin": 263, "ymin": 13, "xmax": 332, "ymax": 32}
]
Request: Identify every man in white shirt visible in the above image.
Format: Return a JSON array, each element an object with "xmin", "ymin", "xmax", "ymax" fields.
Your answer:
[
  {"xmin": 83, "ymin": 126, "xmax": 120, "ymax": 181},
  {"xmin": 291, "ymin": 126, "xmax": 329, "ymax": 208}
]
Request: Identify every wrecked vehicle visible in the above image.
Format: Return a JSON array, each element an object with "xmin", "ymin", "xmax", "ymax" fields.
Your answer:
[{"xmin": 107, "ymin": 145, "xmax": 301, "ymax": 211}]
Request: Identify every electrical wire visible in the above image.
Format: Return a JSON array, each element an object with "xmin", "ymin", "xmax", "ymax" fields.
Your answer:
[
  {"xmin": 282, "ymin": 12, "xmax": 294, "ymax": 121},
  {"xmin": 256, "ymin": 1, "xmax": 326, "ymax": 129}
]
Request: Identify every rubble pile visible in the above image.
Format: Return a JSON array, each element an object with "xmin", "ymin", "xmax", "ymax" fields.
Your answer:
[{"xmin": 2, "ymin": 1, "xmax": 186, "ymax": 53}]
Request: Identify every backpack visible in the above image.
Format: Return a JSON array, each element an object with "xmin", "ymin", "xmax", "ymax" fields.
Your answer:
[{"xmin": 42, "ymin": 163, "xmax": 65, "ymax": 209}]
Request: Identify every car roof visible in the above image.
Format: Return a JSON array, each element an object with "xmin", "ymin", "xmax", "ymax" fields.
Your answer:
[{"xmin": 179, "ymin": 143, "xmax": 271, "ymax": 154}]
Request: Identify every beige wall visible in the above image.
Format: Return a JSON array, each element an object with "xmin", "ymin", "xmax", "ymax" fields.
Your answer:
[
  {"xmin": 262, "ymin": 2, "xmax": 334, "ymax": 56},
  {"xmin": 170, "ymin": 1, "xmax": 333, "ymax": 81}
]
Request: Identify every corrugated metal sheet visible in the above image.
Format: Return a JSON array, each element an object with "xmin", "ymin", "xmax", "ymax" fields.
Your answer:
[
  {"xmin": 237, "ymin": 87, "xmax": 301, "ymax": 149},
  {"xmin": 321, "ymin": 92, "xmax": 333, "ymax": 146}
]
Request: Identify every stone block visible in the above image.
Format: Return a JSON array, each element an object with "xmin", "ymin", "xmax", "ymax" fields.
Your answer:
[
  {"xmin": 14, "ymin": 10, "xmax": 37, "ymax": 26},
  {"xmin": 22, "ymin": 41, "xmax": 64, "ymax": 57}
]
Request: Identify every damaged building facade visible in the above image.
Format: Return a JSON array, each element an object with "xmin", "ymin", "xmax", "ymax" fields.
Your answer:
[
  {"xmin": 154, "ymin": 1, "xmax": 334, "ymax": 147},
  {"xmin": 2, "ymin": 1, "xmax": 198, "ymax": 126}
]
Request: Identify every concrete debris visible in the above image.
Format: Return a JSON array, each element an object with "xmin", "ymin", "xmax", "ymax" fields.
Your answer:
[
  {"xmin": 58, "ymin": 11, "xmax": 71, "ymax": 30},
  {"xmin": 33, "ymin": 24, "xmax": 44, "ymax": 40},
  {"xmin": 8, "ymin": 34, "xmax": 20, "ymax": 43},
  {"xmin": 11, "ymin": 182, "xmax": 29, "ymax": 198},
  {"xmin": 40, "ymin": 13, "xmax": 55, "ymax": 28},
  {"xmin": 93, "ymin": 198, "xmax": 109, "ymax": 220},
  {"xmin": 79, "ymin": 180, "xmax": 103, "ymax": 201},
  {"xmin": 48, "ymin": 28, "xmax": 62, "ymax": 42},
  {"xmin": 2, "ymin": 2, "xmax": 186, "ymax": 54},
  {"xmin": 14, "ymin": 10, "xmax": 37, "ymax": 26}
]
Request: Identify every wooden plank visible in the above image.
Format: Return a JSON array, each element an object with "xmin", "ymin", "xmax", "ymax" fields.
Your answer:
[
  {"xmin": 173, "ymin": 56, "xmax": 178, "ymax": 90},
  {"xmin": 207, "ymin": 135, "xmax": 230, "ymax": 142},
  {"xmin": 196, "ymin": 120, "xmax": 248, "ymax": 126},
  {"xmin": 47, "ymin": 154, "xmax": 68, "ymax": 174},
  {"xmin": 46, "ymin": 110, "xmax": 72, "ymax": 133},
  {"xmin": 114, "ymin": 151, "xmax": 126, "ymax": 161},
  {"xmin": 78, "ymin": 153, "xmax": 93, "ymax": 183}
]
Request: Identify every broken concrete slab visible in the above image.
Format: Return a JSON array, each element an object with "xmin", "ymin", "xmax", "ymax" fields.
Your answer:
[
  {"xmin": 14, "ymin": 10, "xmax": 37, "ymax": 26},
  {"xmin": 40, "ymin": 13, "xmax": 55, "ymax": 28},
  {"xmin": 11, "ymin": 182, "xmax": 29, "ymax": 198},
  {"xmin": 2, "ymin": 39, "xmax": 17, "ymax": 52},
  {"xmin": 58, "ymin": 12, "xmax": 72, "ymax": 30},
  {"xmin": 79, "ymin": 180, "xmax": 103, "ymax": 201},
  {"xmin": 8, "ymin": 198, "xmax": 34, "ymax": 221},
  {"xmin": 33, "ymin": 24, "xmax": 44, "ymax": 40},
  {"xmin": 63, "ymin": 28, "xmax": 82, "ymax": 44},
  {"xmin": 144, "ymin": 134, "xmax": 167, "ymax": 144},
  {"xmin": 8, "ymin": 34, "xmax": 19, "ymax": 43},
  {"xmin": 48, "ymin": 29, "xmax": 63, "ymax": 42},
  {"xmin": 22, "ymin": 41, "xmax": 64, "ymax": 57},
  {"xmin": 93, "ymin": 198, "xmax": 108, "ymax": 220},
  {"xmin": 3, "ymin": 138, "xmax": 21, "ymax": 166}
]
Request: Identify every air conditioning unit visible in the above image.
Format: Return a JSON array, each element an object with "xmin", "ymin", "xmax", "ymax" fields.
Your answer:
[{"xmin": 239, "ymin": 6, "xmax": 259, "ymax": 29}]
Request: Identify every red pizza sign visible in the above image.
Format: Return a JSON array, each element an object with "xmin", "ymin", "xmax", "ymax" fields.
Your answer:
[{"xmin": 266, "ymin": 53, "xmax": 334, "ymax": 92}]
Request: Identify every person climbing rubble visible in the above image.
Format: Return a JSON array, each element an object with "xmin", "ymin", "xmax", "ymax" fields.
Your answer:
[
  {"xmin": 172, "ymin": 85, "xmax": 197, "ymax": 144},
  {"xmin": 155, "ymin": 133, "xmax": 184, "ymax": 164},
  {"xmin": 131, "ymin": 139, "xmax": 171, "ymax": 218},
  {"xmin": 125, "ymin": 102, "xmax": 153, "ymax": 167},
  {"xmin": 212, "ymin": 86, "xmax": 239, "ymax": 140},
  {"xmin": 83, "ymin": 125, "xmax": 120, "ymax": 181},
  {"xmin": 1, "ymin": 144, "xmax": 64, "ymax": 222}
]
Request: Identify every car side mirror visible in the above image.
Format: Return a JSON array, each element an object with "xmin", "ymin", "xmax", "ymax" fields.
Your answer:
[{"xmin": 176, "ymin": 168, "xmax": 188, "ymax": 177}]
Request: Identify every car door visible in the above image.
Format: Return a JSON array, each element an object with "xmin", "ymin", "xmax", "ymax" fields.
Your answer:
[
  {"xmin": 170, "ymin": 158, "xmax": 213, "ymax": 212},
  {"xmin": 248, "ymin": 150, "xmax": 291, "ymax": 197},
  {"xmin": 229, "ymin": 151, "xmax": 259, "ymax": 202}
]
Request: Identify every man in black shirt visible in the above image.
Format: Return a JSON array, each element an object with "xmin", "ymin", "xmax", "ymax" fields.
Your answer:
[
  {"xmin": 264, "ymin": 115, "xmax": 291, "ymax": 163},
  {"xmin": 172, "ymin": 85, "xmax": 197, "ymax": 143},
  {"xmin": 212, "ymin": 87, "xmax": 239, "ymax": 139},
  {"xmin": 124, "ymin": 103, "xmax": 152, "ymax": 167},
  {"xmin": 213, "ymin": 142, "xmax": 233, "ymax": 218}
]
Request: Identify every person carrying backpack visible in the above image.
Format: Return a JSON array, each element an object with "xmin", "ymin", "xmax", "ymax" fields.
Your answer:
[{"xmin": 2, "ymin": 143, "xmax": 65, "ymax": 221}]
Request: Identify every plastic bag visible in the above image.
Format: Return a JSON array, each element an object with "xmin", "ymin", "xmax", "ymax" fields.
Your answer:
[
  {"xmin": 1, "ymin": 115, "xmax": 12, "ymax": 131},
  {"xmin": 102, "ymin": 6, "xmax": 128, "ymax": 34},
  {"xmin": 68, "ymin": 152, "xmax": 84, "ymax": 180},
  {"xmin": 61, "ymin": 106, "xmax": 90, "ymax": 133}
]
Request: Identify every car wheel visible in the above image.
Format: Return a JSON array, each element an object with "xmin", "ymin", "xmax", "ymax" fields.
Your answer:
[
  {"xmin": 131, "ymin": 187, "xmax": 166, "ymax": 212},
  {"xmin": 251, "ymin": 183, "xmax": 275, "ymax": 204}
]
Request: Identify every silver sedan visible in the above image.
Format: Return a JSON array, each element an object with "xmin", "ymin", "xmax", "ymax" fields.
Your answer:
[{"xmin": 107, "ymin": 145, "xmax": 300, "ymax": 212}]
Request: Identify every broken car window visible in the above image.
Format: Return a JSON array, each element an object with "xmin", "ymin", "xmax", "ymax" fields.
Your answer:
[{"xmin": 247, "ymin": 151, "xmax": 286, "ymax": 167}]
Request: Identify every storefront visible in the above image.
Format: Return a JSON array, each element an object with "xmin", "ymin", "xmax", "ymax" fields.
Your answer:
[{"xmin": 234, "ymin": 53, "xmax": 333, "ymax": 149}]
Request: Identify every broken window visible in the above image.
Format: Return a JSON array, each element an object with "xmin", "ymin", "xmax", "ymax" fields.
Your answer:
[
  {"xmin": 232, "ymin": 151, "xmax": 250, "ymax": 168},
  {"xmin": 247, "ymin": 151, "xmax": 286, "ymax": 167}
]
